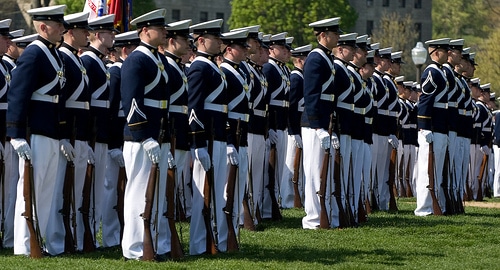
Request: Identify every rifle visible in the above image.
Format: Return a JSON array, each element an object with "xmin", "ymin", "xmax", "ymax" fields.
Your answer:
[
  {"xmin": 242, "ymin": 163, "xmax": 255, "ymax": 231},
  {"xmin": 292, "ymin": 146, "xmax": 303, "ymax": 208},
  {"xmin": 164, "ymin": 119, "xmax": 184, "ymax": 260},
  {"xmin": 203, "ymin": 118, "xmax": 218, "ymax": 254},
  {"xmin": 333, "ymin": 145, "xmax": 349, "ymax": 228},
  {"xmin": 80, "ymin": 117, "xmax": 96, "ymax": 253},
  {"xmin": 388, "ymin": 148, "xmax": 398, "ymax": 212},
  {"xmin": 398, "ymin": 151, "xmax": 406, "ymax": 198},
  {"xmin": 224, "ymin": 119, "xmax": 240, "ymax": 252},
  {"xmin": 428, "ymin": 143, "xmax": 443, "ymax": 215},
  {"xmin": 477, "ymin": 152, "xmax": 488, "ymax": 201},
  {"xmin": 267, "ymin": 143, "xmax": 282, "ymax": 221},
  {"xmin": 141, "ymin": 118, "xmax": 165, "ymax": 261},
  {"xmin": 116, "ymin": 166, "xmax": 126, "ymax": 242},
  {"xmin": 61, "ymin": 119, "xmax": 77, "ymax": 253},
  {"xmin": 442, "ymin": 151, "xmax": 454, "ymax": 215}
]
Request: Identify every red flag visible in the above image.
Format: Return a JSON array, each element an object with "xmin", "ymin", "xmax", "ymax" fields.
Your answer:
[{"xmin": 108, "ymin": 0, "xmax": 124, "ymax": 32}]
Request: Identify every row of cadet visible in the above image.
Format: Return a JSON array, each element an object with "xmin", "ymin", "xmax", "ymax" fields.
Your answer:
[{"xmin": 0, "ymin": 5, "xmax": 497, "ymax": 261}]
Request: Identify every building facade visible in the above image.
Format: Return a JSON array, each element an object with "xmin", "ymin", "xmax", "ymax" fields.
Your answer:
[{"xmin": 348, "ymin": 0, "xmax": 432, "ymax": 42}]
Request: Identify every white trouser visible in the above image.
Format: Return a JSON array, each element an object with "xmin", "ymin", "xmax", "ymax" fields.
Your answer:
[
  {"xmin": 174, "ymin": 149, "xmax": 191, "ymax": 219},
  {"xmin": 470, "ymin": 144, "xmax": 483, "ymax": 200},
  {"xmin": 245, "ymin": 133, "xmax": 265, "ymax": 225},
  {"xmin": 402, "ymin": 144, "xmax": 417, "ymax": 196},
  {"xmin": 453, "ymin": 136, "xmax": 466, "ymax": 201},
  {"xmin": 362, "ymin": 143, "xmax": 372, "ymax": 205},
  {"xmin": 262, "ymin": 129, "xmax": 287, "ymax": 218},
  {"xmin": 494, "ymin": 145, "xmax": 500, "ymax": 197},
  {"xmin": 415, "ymin": 132, "xmax": 447, "ymax": 216},
  {"xmin": 90, "ymin": 142, "xmax": 108, "ymax": 248},
  {"xmin": 13, "ymin": 135, "xmax": 66, "ymax": 255},
  {"xmin": 372, "ymin": 134, "xmax": 390, "ymax": 210},
  {"xmin": 189, "ymin": 141, "xmax": 227, "ymax": 255},
  {"xmin": 101, "ymin": 148, "xmax": 122, "ymax": 248},
  {"xmin": 121, "ymin": 141, "xmax": 172, "ymax": 259},
  {"xmin": 458, "ymin": 138, "xmax": 470, "ymax": 199},
  {"xmin": 350, "ymin": 139, "xmax": 363, "ymax": 221},
  {"xmin": 281, "ymin": 134, "xmax": 300, "ymax": 209},
  {"xmin": 301, "ymin": 127, "xmax": 335, "ymax": 229},
  {"xmin": 2, "ymin": 142, "xmax": 19, "ymax": 247},
  {"xmin": 225, "ymin": 146, "xmax": 248, "ymax": 238},
  {"xmin": 72, "ymin": 140, "xmax": 93, "ymax": 251}
]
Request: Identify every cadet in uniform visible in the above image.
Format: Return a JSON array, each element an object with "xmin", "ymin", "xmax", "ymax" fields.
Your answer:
[
  {"xmin": 220, "ymin": 29, "xmax": 250, "ymax": 243},
  {"xmin": 120, "ymin": 9, "xmax": 175, "ymax": 260},
  {"xmin": 104, "ymin": 30, "xmax": 140, "ymax": 248},
  {"xmin": 415, "ymin": 38, "xmax": 450, "ymax": 216},
  {"xmin": 58, "ymin": 11, "xmax": 94, "ymax": 251},
  {"xmin": 8, "ymin": 5, "xmax": 68, "ymax": 256},
  {"xmin": 301, "ymin": 18, "xmax": 341, "ymax": 229},
  {"xmin": 473, "ymin": 83, "xmax": 492, "ymax": 200},
  {"xmin": 0, "ymin": 18, "xmax": 13, "ymax": 248},
  {"xmin": 2, "ymin": 29, "xmax": 23, "ymax": 72},
  {"xmin": 288, "ymin": 44, "xmax": 311, "ymax": 207},
  {"xmin": 263, "ymin": 32, "xmax": 290, "ymax": 216},
  {"xmin": 162, "ymin": 19, "xmax": 193, "ymax": 220},
  {"xmin": 81, "ymin": 14, "xmax": 119, "ymax": 247},
  {"xmin": 187, "ymin": 19, "xmax": 226, "ymax": 255}
]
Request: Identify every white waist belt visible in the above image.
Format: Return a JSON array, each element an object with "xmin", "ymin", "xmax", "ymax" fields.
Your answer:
[
  {"xmin": 169, "ymin": 105, "xmax": 188, "ymax": 114},
  {"xmin": 458, "ymin": 109, "xmax": 472, "ymax": 116},
  {"xmin": 448, "ymin": 101, "xmax": 458, "ymax": 108},
  {"xmin": 434, "ymin": 102, "xmax": 448, "ymax": 109},
  {"xmin": 0, "ymin": 103, "xmax": 7, "ymax": 110},
  {"xmin": 337, "ymin": 101, "xmax": 354, "ymax": 111},
  {"xmin": 91, "ymin": 99, "xmax": 110, "ymax": 109},
  {"xmin": 365, "ymin": 117, "xmax": 373, "ymax": 124},
  {"xmin": 402, "ymin": 124, "xmax": 417, "ymax": 129},
  {"xmin": 320, "ymin": 93, "xmax": 335, "ymax": 102},
  {"xmin": 118, "ymin": 109, "xmax": 125, "ymax": 117},
  {"xmin": 228, "ymin": 112, "xmax": 249, "ymax": 122},
  {"xmin": 144, "ymin": 98, "xmax": 168, "ymax": 109},
  {"xmin": 354, "ymin": 107, "xmax": 366, "ymax": 114},
  {"xmin": 32, "ymin": 93, "xmax": 59, "ymax": 103},
  {"xmin": 253, "ymin": 108, "xmax": 266, "ymax": 117},
  {"xmin": 66, "ymin": 100, "xmax": 90, "ymax": 110},
  {"xmin": 204, "ymin": 103, "xmax": 228, "ymax": 113},
  {"xmin": 473, "ymin": 123, "xmax": 481, "ymax": 128},
  {"xmin": 269, "ymin": 100, "xmax": 289, "ymax": 107}
]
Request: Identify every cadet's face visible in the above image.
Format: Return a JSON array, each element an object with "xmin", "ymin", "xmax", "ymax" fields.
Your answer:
[
  {"xmin": 200, "ymin": 34, "xmax": 222, "ymax": 55},
  {"xmin": 247, "ymin": 38, "xmax": 260, "ymax": 55},
  {"xmin": 339, "ymin": 45, "xmax": 355, "ymax": 62},
  {"xmin": 270, "ymin": 44, "xmax": 288, "ymax": 62},
  {"xmin": 448, "ymin": 49, "xmax": 462, "ymax": 65},
  {"xmin": 171, "ymin": 35, "xmax": 190, "ymax": 57},
  {"xmin": 391, "ymin": 62, "xmax": 401, "ymax": 75},
  {"xmin": 97, "ymin": 30, "xmax": 115, "ymax": 49},
  {"xmin": 259, "ymin": 46, "xmax": 269, "ymax": 65},
  {"xmin": 323, "ymin": 31, "xmax": 339, "ymax": 50},
  {"xmin": 44, "ymin": 21, "xmax": 65, "ymax": 44},
  {"xmin": 72, "ymin": 28, "xmax": 90, "ymax": 48},
  {"xmin": 228, "ymin": 44, "xmax": 247, "ymax": 62},
  {"xmin": 354, "ymin": 47, "xmax": 367, "ymax": 66},
  {"xmin": 0, "ymin": 35, "xmax": 11, "ymax": 54},
  {"xmin": 360, "ymin": 63, "xmax": 374, "ymax": 79}
]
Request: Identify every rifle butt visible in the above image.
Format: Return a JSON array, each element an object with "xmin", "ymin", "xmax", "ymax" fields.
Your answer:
[
  {"xmin": 242, "ymin": 196, "xmax": 255, "ymax": 231},
  {"xmin": 292, "ymin": 147, "xmax": 303, "ymax": 208}
]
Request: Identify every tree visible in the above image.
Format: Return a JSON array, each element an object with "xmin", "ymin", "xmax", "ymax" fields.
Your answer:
[
  {"xmin": 229, "ymin": 0, "xmax": 357, "ymax": 47},
  {"xmin": 475, "ymin": 28, "xmax": 500, "ymax": 98},
  {"xmin": 371, "ymin": 12, "xmax": 419, "ymax": 81},
  {"xmin": 432, "ymin": 0, "xmax": 490, "ymax": 39}
]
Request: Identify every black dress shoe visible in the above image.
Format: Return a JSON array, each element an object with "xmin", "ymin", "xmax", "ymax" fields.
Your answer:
[{"xmin": 155, "ymin": 252, "xmax": 171, "ymax": 262}]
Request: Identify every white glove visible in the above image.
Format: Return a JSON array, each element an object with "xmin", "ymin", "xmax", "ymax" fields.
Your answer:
[
  {"xmin": 87, "ymin": 144, "xmax": 96, "ymax": 164},
  {"xmin": 268, "ymin": 129, "xmax": 278, "ymax": 144},
  {"xmin": 167, "ymin": 150, "xmax": 175, "ymax": 169},
  {"xmin": 480, "ymin": 145, "xmax": 491, "ymax": 156},
  {"xmin": 109, "ymin": 148, "xmax": 124, "ymax": 167},
  {"xmin": 10, "ymin": 138, "xmax": 31, "ymax": 160},
  {"xmin": 388, "ymin": 134, "xmax": 399, "ymax": 149},
  {"xmin": 60, "ymin": 139, "xmax": 76, "ymax": 162},
  {"xmin": 316, "ymin": 128, "xmax": 330, "ymax": 150},
  {"xmin": 420, "ymin": 129, "xmax": 433, "ymax": 143},
  {"xmin": 142, "ymin": 138, "xmax": 161, "ymax": 164},
  {"xmin": 331, "ymin": 132, "xmax": 340, "ymax": 150},
  {"xmin": 0, "ymin": 142, "xmax": 4, "ymax": 160},
  {"xmin": 292, "ymin": 134, "xmax": 303, "ymax": 148},
  {"xmin": 227, "ymin": 144, "xmax": 239, "ymax": 166},
  {"xmin": 194, "ymin": 147, "xmax": 211, "ymax": 171}
]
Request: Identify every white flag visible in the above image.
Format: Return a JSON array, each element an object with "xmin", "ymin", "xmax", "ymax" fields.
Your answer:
[{"xmin": 83, "ymin": 0, "xmax": 107, "ymax": 19}]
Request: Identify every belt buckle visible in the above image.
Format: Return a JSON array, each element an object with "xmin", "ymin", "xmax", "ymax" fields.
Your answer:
[
  {"xmin": 53, "ymin": 95, "xmax": 59, "ymax": 103},
  {"xmin": 222, "ymin": 105, "xmax": 228, "ymax": 113},
  {"xmin": 160, "ymin": 100, "xmax": 168, "ymax": 109}
]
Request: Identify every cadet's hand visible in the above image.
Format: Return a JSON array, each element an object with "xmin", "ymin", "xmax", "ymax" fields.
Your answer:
[
  {"xmin": 331, "ymin": 132, "xmax": 340, "ymax": 149},
  {"xmin": 142, "ymin": 138, "xmax": 161, "ymax": 164},
  {"xmin": 10, "ymin": 138, "xmax": 31, "ymax": 160},
  {"xmin": 420, "ymin": 129, "xmax": 433, "ymax": 143},
  {"xmin": 167, "ymin": 150, "xmax": 175, "ymax": 169},
  {"xmin": 227, "ymin": 144, "xmax": 239, "ymax": 166},
  {"xmin": 316, "ymin": 129, "xmax": 330, "ymax": 150},
  {"xmin": 60, "ymin": 139, "xmax": 76, "ymax": 162},
  {"xmin": 109, "ymin": 148, "xmax": 124, "ymax": 167},
  {"xmin": 388, "ymin": 134, "xmax": 399, "ymax": 149},
  {"xmin": 480, "ymin": 145, "xmax": 491, "ymax": 156},
  {"xmin": 268, "ymin": 129, "xmax": 278, "ymax": 144},
  {"xmin": 194, "ymin": 147, "xmax": 211, "ymax": 171},
  {"xmin": 292, "ymin": 134, "xmax": 303, "ymax": 148}
]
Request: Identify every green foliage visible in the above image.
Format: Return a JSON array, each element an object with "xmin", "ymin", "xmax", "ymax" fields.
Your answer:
[
  {"xmin": 229, "ymin": 0, "xmax": 357, "ymax": 47},
  {"xmin": 371, "ymin": 12, "xmax": 420, "ymax": 81},
  {"xmin": 432, "ymin": 0, "xmax": 491, "ymax": 38},
  {"xmin": 2, "ymin": 199, "xmax": 500, "ymax": 269},
  {"xmin": 475, "ymin": 27, "xmax": 500, "ymax": 98},
  {"xmin": 55, "ymin": 0, "xmax": 85, "ymax": 14}
]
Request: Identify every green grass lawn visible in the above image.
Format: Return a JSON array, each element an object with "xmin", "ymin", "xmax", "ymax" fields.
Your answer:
[{"xmin": 2, "ymin": 198, "xmax": 500, "ymax": 269}]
